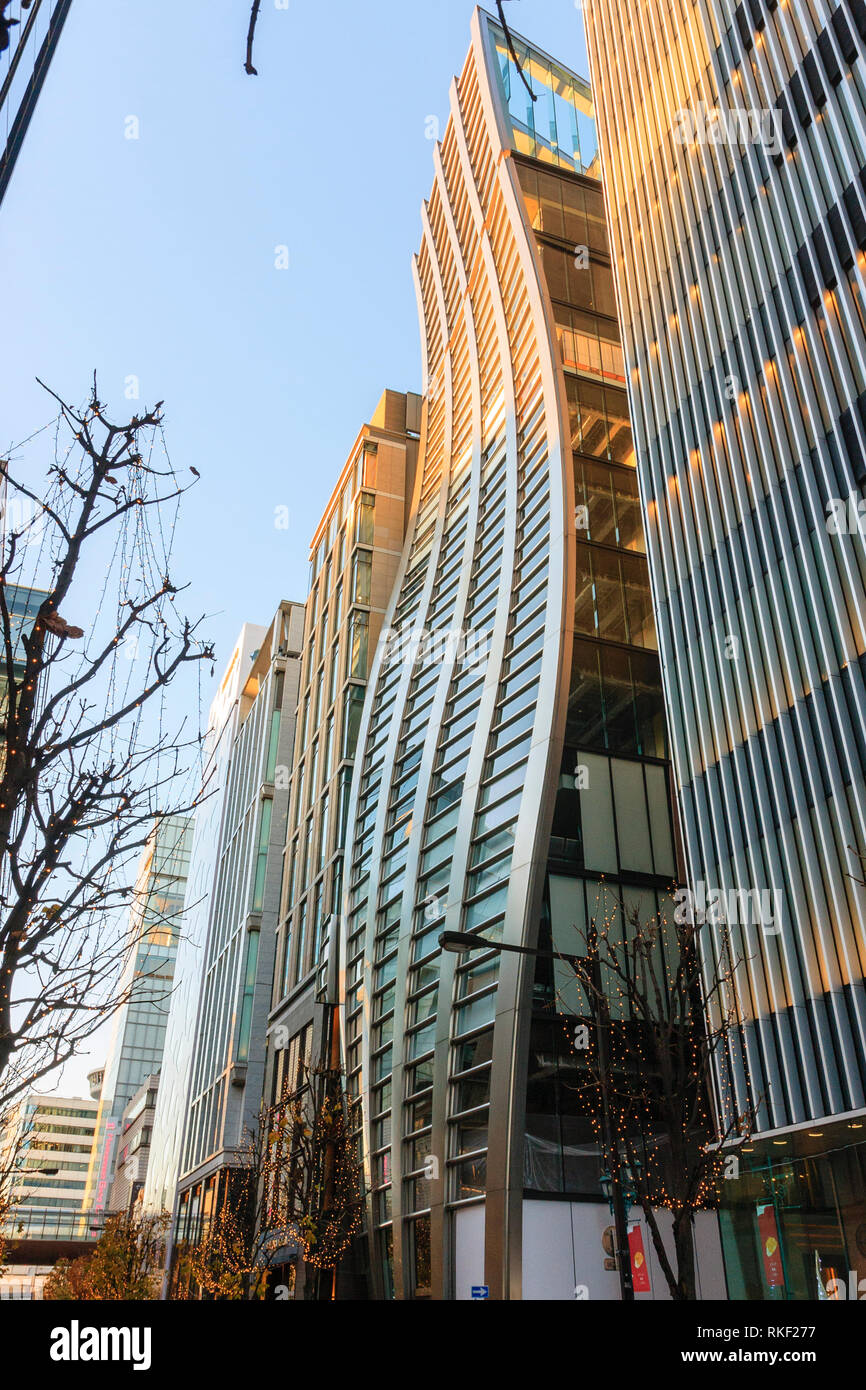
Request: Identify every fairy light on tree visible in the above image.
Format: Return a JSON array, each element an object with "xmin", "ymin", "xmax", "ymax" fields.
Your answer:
[
  {"xmin": 556, "ymin": 882, "xmax": 757, "ymax": 1302},
  {"xmin": 264, "ymin": 1060, "xmax": 363, "ymax": 1279},
  {"xmin": 175, "ymin": 1060, "xmax": 362, "ymax": 1300}
]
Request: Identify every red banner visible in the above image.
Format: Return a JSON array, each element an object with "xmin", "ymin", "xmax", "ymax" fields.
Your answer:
[
  {"xmin": 757, "ymin": 1203, "xmax": 784, "ymax": 1288},
  {"xmin": 628, "ymin": 1223, "xmax": 651, "ymax": 1292}
]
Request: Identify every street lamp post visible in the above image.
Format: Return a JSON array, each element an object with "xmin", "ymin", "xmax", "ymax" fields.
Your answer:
[{"xmin": 439, "ymin": 928, "xmax": 635, "ymax": 1301}]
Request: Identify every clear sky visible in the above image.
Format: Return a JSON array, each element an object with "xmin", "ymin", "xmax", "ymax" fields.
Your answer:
[{"xmin": 1, "ymin": 0, "xmax": 590, "ymax": 1097}]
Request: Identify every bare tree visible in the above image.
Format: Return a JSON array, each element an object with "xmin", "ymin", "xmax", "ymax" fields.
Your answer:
[
  {"xmin": 0, "ymin": 376, "xmax": 213, "ymax": 1108},
  {"xmin": 559, "ymin": 888, "xmax": 755, "ymax": 1301}
]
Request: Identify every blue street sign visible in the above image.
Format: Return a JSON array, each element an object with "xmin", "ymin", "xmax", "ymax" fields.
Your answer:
[{"xmin": 471, "ymin": 1285, "xmax": 489, "ymax": 1300}]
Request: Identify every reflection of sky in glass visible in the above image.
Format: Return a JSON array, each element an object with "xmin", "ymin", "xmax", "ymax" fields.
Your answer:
[
  {"xmin": 487, "ymin": 18, "xmax": 600, "ymax": 180},
  {"xmin": 6, "ymin": 585, "xmax": 47, "ymax": 673}
]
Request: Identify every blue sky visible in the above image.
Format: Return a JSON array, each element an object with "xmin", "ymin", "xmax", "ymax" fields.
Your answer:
[{"xmin": 1, "ymin": 0, "xmax": 589, "ymax": 1096}]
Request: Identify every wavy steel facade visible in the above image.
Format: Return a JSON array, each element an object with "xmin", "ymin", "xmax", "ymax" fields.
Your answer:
[
  {"xmin": 583, "ymin": 0, "xmax": 866, "ymax": 1140},
  {"xmin": 338, "ymin": 11, "xmax": 689, "ymax": 1301}
]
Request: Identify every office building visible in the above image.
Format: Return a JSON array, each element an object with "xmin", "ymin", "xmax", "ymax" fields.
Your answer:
[
  {"xmin": 142, "ymin": 623, "xmax": 268, "ymax": 1218},
  {"xmin": 263, "ymin": 389, "xmax": 420, "ymax": 1297},
  {"xmin": 159, "ymin": 603, "xmax": 305, "ymax": 1255},
  {"xmin": 84, "ymin": 814, "xmax": 192, "ymax": 1213},
  {"xmin": 335, "ymin": 12, "xmax": 724, "ymax": 1300},
  {"xmin": 0, "ymin": 583, "xmax": 48, "ymax": 776},
  {"xmin": 0, "ymin": 1089, "xmax": 97, "ymax": 1298},
  {"xmin": 0, "ymin": 1091, "xmax": 97, "ymax": 1222},
  {"xmin": 582, "ymin": 0, "xmax": 866, "ymax": 1298}
]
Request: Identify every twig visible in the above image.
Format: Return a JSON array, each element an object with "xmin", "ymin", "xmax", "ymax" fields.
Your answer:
[
  {"xmin": 244, "ymin": 0, "xmax": 261, "ymax": 76},
  {"xmin": 496, "ymin": 1, "xmax": 536, "ymax": 104}
]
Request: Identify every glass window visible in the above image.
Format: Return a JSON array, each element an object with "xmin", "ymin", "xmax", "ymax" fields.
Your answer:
[
  {"xmin": 579, "ymin": 753, "xmax": 617, "ymax": 874},
  {"xmin": 451, "ymin": 1153, "xmax": 487, "ymax": 1201},
  {"xmin": 452, "ymin": 1071, "xmax": 490, "ymax": 1113},
  {"xmin": 357, "ymin": 492, "xmax": 375, "ymax": 546},
  {"xmin": 453, "ymin": 990, "xmax": 497, "ymax": 1035},
  {"xmin": 408, "ymin": 1215, "xmax": 432, "ymax": 1298},
  {"xmin": 352, "ymin": 550, "xmax": 372, "ymax": 606},
  {"xmin": 349, "ymin": 611, "xmax": 369, "ymax": 678},
  {"xmin": 363, "ymin": 445, "xmax": 378, "ymax": 488},
  {"xmin": 252, "ymin": 798, "xmax": 273, "ymax": 911},
  {"xmin": 408, "ymin": 1091, "xmax": 434, "ymax": 1131}
]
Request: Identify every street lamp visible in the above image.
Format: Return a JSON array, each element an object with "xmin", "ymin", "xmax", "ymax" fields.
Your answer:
[
  {"xmin": 439, "ymin": 927, "xmax": 635, "ymax": 1301},
  {"xmin": 600, "ymin": 1157, "xmax": 642, "ymax": 1212}
]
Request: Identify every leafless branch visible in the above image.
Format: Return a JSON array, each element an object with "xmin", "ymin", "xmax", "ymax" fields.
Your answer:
[
  {"xmin": 0, "ymin": 375, "xmax": 214, "ymax": 1107},
  {"xmin": 244, "ymin": 0, "xmax": 262, "ymax": 76},
  {"xmin": 496, "ymin": 1, "xmax": 536, "ymax": 104}
]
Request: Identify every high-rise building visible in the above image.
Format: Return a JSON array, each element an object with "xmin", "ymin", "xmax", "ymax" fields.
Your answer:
[
  {"xmin": 263, "ymin": 389, "xmax": 419, "ymax": 1298},
  {"xmin": 157, "ymin": 603, "xmax": 305, "ymax": 1256},
  {"xmin": 84, "ymin": 814, "xmax": 192, "ymax": 1213},
  {"xmin": 583, "ymin": 0, "xmax": 866, "ymax": 1297},
  {"xmin": 0, "ymin": 1089, "xmax": 98, "ymax": 1297},
  {"xmin": 0, "ymin": 1091, "xmax": 97, "ymax": 1224},
  {"xmin": 0, "ymin": 583, "xmax": 48, "ymax": 776},
  {"xmin": 142, "ymin": 622, "xmax": 269, "ymax": 1218},
  {"xmin": 335, "ymin": 12, "xmax": 723, "ymax": 1301}
]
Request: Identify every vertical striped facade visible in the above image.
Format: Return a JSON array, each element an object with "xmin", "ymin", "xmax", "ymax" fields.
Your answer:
[{"xmin": 583, "ymin": 0, "xmax": 866, "ymax": 1133}]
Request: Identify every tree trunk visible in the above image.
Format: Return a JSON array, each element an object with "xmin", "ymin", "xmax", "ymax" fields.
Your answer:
[{"xmin": 672, "ymin": 1210, "xmax": 697, "ymax": 1300}]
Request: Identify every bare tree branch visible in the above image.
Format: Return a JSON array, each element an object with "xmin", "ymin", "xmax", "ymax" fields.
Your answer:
[
  {"xmin": 244, "ymin": 0, "xmax": 262, "ymax": 76},
  {"xmin": 0, "ymin": 375, "xmax": 214, "ymax": 1108},
  {"xmin": 496, "ymin": 1, "xmax": 536, "ymax": 104}
]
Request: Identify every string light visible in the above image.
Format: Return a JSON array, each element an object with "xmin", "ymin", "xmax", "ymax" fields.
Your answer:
[{"xmin": 554, "ymin": 885, "xmax": 754, "ymax": 1289}]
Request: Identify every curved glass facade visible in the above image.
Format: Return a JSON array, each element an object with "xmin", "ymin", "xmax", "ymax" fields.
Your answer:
[{"xmin": 338, "ymin": 12, "xmax": 683, "ymax": 1300}]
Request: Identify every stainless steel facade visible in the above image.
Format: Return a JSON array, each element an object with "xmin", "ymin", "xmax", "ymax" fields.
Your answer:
[
  {"xmin": 583, "ymin": 0, "xmax": 866, "ymax": 1139},
  {"xmin": 337, "ymin": 11, "xmax": 692, "ymax": 1300}
]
